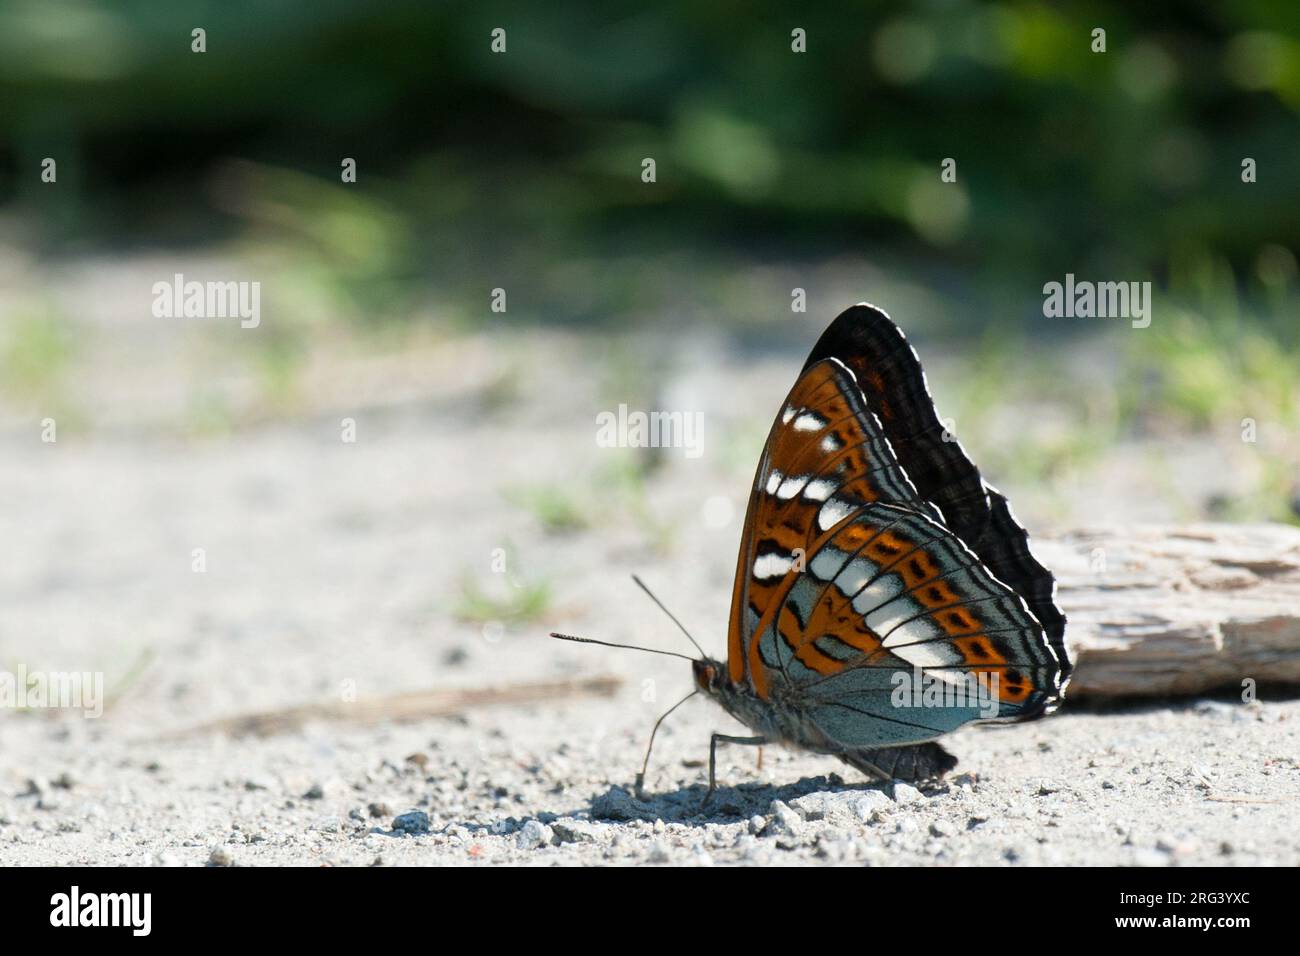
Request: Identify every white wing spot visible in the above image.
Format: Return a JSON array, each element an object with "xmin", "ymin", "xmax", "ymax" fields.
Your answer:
[
  {"xmin": 893, "ymin": 641, "xmax": 964, "ymax": 674},
  {"xmin": 875, "ymin": 603, "xmax": 942, "ymax": 645},
  {"xmin": 776, "ymin": 475, "xmax": 809, "ymax": 499},
  {"xmin": 831, "ymin": 557, "xmax": 878, "ymax": 597},
  {"xmin": 851, "ymin": 575, "xmax": 903, "ymax": 614},
  {"xmin": 817, "ymin": 497, "xmax": 856, "ymax": 530},
  {"xmin": 793, "ymin": 412, "xmax": 825, "ymax": 432},
  {"xmin": 803, "ymin": 478, "xmax": 837, "ymax": 501},
  {"xmin": 753, "ymin": 552, "xmax": 795, "ymax": 579}
]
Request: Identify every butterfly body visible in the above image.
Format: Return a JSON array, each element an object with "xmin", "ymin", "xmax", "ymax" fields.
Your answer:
[
  {"xmin": 693, "ymin": 658, "xmax": 830, "ymax": 753},
  {"xmin": 698, "ymin": 303, "xmax": 1070, "ymax": 789}
]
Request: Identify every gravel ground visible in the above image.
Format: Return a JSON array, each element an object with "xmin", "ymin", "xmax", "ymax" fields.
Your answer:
[
  {"xmin": 4, "ymin": 692, "xmax": 1297, "ymax": 866},
  {"xmin": 2, "ymin": 324, "xmax": 1297, "ymax": 866}
]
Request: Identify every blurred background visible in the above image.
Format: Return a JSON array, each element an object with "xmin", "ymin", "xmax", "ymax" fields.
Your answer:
[
  {"xmin": 2, "ymin": 1, "xmax": 1298, "ymax": 478},
  {"xmin": 0, "ymin": 2, "xmax": 1298, "ymax": 712}
]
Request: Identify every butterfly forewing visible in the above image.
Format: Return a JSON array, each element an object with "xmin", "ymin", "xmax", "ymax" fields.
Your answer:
[{"xmin": 727, "ymin": 357, "xmax": 939, "ymax": 687}]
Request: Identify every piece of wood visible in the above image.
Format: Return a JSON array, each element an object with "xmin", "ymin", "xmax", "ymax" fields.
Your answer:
[
  {"xmin": 1036, "ymin": 523, "xmax": 1300, "ymax": 697},
  {"xmin": 162, "ymin": 675, "xmax": 623, "ymax": 739}
]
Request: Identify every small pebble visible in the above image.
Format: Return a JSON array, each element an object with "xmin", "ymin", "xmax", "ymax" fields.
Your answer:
[
  {"xmin": 590, "ymin": 787, "xmax": 650, "ymax": 822},
  {"xmin": 892, "ymin": 783, "xmax": 923, "ymax": 805},
  {"xmin": 767, "ymin": 800, "xmax": 803, "ymax": 839},
  {"xmin": 789, "ymin": 793, "xmax": 828, "ymax": 821},
  {"xmin": 392, "ymin": 811, "xmax": 431, "ymax": 835},
  {"xmin": 405, "ymin": 753, "xmax": 430, "ymax": 771},
  {"xmin": 854, "ymin": 791, "xmax": 892, "ymax": 821},
  {"xmin": 552, "ymin": 820, "xmax": 599, "ymax": 844},
  {"xmin": 515, "ymin": 819, "xmax": 553, "ymax": 850}
]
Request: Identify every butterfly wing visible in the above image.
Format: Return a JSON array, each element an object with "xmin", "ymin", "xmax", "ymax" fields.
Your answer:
[
  {"xmin": 766, "ymin": 503, "xmax": 1064, "ymax": 744},
  {"xmin": 726, "ymin": 356, "xmax": 941, "ymax": 688},
  {"xmin": 726, "ymin": 304, "xmax": 1068, "ymax": 753},
  {"xmin": 803, "ymin": 303, "xmax": 1071, "ymax": 687}
]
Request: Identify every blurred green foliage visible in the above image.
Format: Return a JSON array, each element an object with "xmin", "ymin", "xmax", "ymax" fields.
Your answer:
[
  {"xmin": 1, "ymin": 1, "xmax": 1296, "ymax": 331},
  {"xmin": 454, "ymin": 572, "xmax": 553, "ymax": 626},
  {"xmin": 1, "ymin": 2, "xmax": 1297, "ymax": 523},
  {"xmin": 1, "ymin": 303, "xmax": 72, "ymax": 394}
]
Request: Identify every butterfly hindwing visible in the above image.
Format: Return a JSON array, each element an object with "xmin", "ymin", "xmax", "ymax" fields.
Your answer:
[
  {"xmin": 804, "ymin": 304, "xmax": 1071, "ymax": 686},
  {"xmin": 726, "ymin": 304, "xmax": 1069, "ymax": 755},
  {"xmin": 758, "ymin": 505, "xmax": 1060, "ymax": 737}
]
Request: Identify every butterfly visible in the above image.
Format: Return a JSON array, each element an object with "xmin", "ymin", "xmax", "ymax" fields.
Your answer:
[{"xmin": 556, "ymin": 303, "xmax": 1070, "ymax": 798}]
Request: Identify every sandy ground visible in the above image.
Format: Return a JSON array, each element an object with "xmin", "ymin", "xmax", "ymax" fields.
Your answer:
[
  {"xmin": 1, "ymin": 325, "xmax": 1297, "ymax": 866},
  {"xmin": 3, "ymin": 691, "xmax": 1298, "ymax": 866}
]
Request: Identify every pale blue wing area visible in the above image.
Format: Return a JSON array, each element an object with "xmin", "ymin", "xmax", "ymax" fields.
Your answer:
[{"xmin": 806, "ymin": 665, "xmax": 979, "ymax": 747}]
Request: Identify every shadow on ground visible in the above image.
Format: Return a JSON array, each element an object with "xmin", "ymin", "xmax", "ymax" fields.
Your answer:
[{"xmin": 583, "ymin": 774, "xmax": 945, "ymax": 824}]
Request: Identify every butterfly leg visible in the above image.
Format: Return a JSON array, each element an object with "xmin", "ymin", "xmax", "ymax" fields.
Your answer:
[{"xmin": 703, "ymin": 734, "xmax": 766, "ymax": 808}]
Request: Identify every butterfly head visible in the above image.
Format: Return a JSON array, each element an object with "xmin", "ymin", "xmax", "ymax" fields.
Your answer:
[{"xmin": 691, "ymin": 658, "xmax": 728, "ymax": 695}]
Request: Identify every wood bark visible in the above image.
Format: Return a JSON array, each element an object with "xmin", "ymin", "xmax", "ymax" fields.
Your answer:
[{"xmin": 1040, "ymin": 523, "xmax": 1300, "ymax": 697}]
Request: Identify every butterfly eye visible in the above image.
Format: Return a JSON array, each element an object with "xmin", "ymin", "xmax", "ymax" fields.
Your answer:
[{"xmin": 692, "ymin": 660, "xmax": 718, "ymax": 691}]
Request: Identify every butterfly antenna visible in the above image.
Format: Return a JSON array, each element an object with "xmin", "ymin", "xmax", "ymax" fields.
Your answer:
[
  {"xmin": 634, "ymin": 688, "xmax": 698, "ymax": 797},
  {"xmin": 548, "ymin": 632, "xmax": 695, "ymax": 662},
  {"xmin": 630, "ymin": 574, "xmax": 709, "ymax": 660}
]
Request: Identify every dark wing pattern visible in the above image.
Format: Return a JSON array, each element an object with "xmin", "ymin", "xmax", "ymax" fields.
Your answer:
[{"xmin": 725, "ymin": 304, "xmax": 1069, "ymax": 753}]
